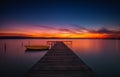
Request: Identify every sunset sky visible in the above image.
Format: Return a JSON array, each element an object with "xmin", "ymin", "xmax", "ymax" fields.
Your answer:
[{"xmin": 0, "ymin": 0, "xmax": 120, "ymax": 38}]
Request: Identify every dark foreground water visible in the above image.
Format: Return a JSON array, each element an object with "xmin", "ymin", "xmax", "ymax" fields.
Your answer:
[{"xmin": 0, "ymin": 39, "xmax": 120, "ymax": 77}]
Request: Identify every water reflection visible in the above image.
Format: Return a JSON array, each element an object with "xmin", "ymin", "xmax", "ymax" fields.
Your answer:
[
  {"xmin": 71, "ymin": 40, "xmax": 101, "ymax": 54},
  {"xmin": 70, "ymin": 39, "xmax": 120, "ymax": 77},
  {"xmin": 0, "ymin": 39, "xmax": 120, "ymax": 77},
  {"xmin": 0, "ymin": 39, "xmax": 48, "ymax": 77},
  {"xmin": 21, "ymin": 42, "xmax": 24, "ymax": 47},
  {"xmin": 115, "ymin": 40, "xmax": 119, "ymax": 51}
]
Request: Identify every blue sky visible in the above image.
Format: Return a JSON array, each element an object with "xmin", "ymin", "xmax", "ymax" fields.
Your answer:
[{"xmin": 0, "ymin": 0, "xmax": 120, "ymax": 36}]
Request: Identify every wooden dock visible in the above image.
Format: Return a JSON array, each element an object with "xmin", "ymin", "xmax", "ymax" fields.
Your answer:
[{"xmin": 25, "ymin": 42, "xmax": 97, "ymax": 77}]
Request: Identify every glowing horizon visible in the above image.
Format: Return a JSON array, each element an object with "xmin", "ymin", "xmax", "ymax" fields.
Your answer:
[{"xmin": 0, "ymin": 24, "xmax": 120, "ymax": 38}]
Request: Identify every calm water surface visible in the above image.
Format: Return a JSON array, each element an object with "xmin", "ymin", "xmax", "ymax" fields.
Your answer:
[{"xmin": 0, "ymin": 39, "xmax": 120, "ymax": 77}]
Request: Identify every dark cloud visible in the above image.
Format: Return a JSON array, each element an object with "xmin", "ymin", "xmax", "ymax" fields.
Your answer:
[
  {"xmin": 91, "ymin": 27, "xmax": 120, "ymax": 34},
  {"xmin": 97, "ymin": 28, "xmax": 113, "ymax": 34},
  {"xmin": 34, "ymin": 25, "xmax": 56, "ymax": 29},
  {"xmin": 58, "ymin": 28, "xmax": 76, "ymax": 33},
  {"xmin": 70, "ymin": 24, "xmax": 88, "ymax": 30}
]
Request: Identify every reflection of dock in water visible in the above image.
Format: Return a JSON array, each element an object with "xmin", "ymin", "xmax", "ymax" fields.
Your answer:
[{"xmin": 25, "ymin": 42, "xmax": 97, "ymax": 77}]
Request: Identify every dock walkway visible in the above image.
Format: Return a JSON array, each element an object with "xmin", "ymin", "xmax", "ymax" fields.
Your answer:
[{"xmin": 25, "ymin": 42, "xmax": 97, "ymax": 77}]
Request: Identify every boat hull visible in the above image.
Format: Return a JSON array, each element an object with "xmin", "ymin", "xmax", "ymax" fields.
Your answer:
[{"xmin": 25, "ymin": 45, "xmax": 49, "ymax": 51}]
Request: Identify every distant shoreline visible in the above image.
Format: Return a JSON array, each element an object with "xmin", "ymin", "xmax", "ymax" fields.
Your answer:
[{"xmin": 0, "ymin": 36, "xmax": 120, "ymax": 40}]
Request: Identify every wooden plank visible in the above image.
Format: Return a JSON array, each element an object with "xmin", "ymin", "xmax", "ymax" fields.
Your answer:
[{"xmin": 25, "ymin": 42, "xmax": 97, "ymax": 77}]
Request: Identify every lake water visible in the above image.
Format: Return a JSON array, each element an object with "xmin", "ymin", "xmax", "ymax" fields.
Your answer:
[{"xmin": 0, "ymin": 39, "xmax": 120, "ymax": 77}]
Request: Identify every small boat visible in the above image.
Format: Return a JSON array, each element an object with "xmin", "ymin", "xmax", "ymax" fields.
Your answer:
[{"xmin": 25, "ymin": 45, "xmax": 49, "ymax": 51}]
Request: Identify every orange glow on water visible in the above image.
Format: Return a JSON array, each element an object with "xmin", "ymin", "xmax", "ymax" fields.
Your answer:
[{"xmin": 70, "ymin": 40, "xmax": 102, "ymax": 54}]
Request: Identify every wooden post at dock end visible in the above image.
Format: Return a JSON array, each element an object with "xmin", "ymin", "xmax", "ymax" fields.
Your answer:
[{"xmin": 4, "ymin": 43, "xmax": 6, "ymax": 54}]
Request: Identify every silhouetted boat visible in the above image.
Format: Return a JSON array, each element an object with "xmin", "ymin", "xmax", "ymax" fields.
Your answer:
[{"xmin": 25, "ymin": 45, "xmax": 49, "ymax": 51}]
